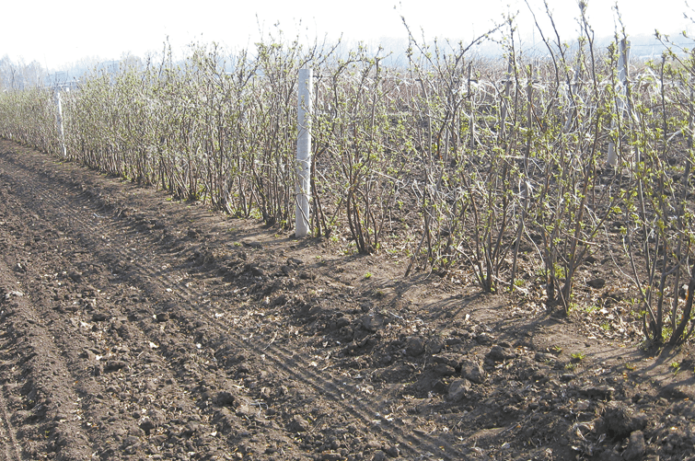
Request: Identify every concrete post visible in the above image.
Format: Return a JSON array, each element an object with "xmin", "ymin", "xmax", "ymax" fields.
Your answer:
[
  {"xmin": 607, "ymin": 39, "xmax": 629, "ymax": 166},
  {"xmin": 295, "ymin": 68, "xmax": 312, "ymax": 237},
  {"xmin": 55, "ymin": 90, "xmax": 67, "ymax": 158}
]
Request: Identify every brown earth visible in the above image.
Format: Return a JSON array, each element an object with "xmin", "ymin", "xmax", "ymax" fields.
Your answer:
[{"xmin": 0, "ymin": 139, "xmax": 694, "ymax": 461}]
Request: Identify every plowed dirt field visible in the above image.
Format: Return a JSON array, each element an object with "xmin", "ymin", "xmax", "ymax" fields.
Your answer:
[{"xmin": 1, "ymin": 139, "xmax": 695, "ymax": 461}]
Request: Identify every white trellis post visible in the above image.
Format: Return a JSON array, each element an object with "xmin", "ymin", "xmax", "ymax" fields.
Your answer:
[
  {"xmin": 499, "ymin": 56, "xmax": 513, "ymax": 142},
  {"xmin": 295, "ymin": 68, "xmax": 312, "ymax": 237},
  {"xmin": 467, "ymin": 63, "xmax": 476, "ymax": 150},
  {"xmin": 55, "ymin": 90, "xmax": 67, "ymax": 158},
  {"xmin": 607, "ymin": 39, "xmax": 629, "ymax": 166}
]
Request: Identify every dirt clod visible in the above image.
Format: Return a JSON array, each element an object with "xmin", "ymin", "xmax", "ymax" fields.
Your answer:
[
  {"xmin": 461, "ymin": 359, "xmax": 486, "ymax": 383},
  {"xmin": 579, "ymin": 385, "xmax": 615, "ymax": 401},
  {"xmin": 623, "ymin": 430, "xmax": 647, "ymax": 461},
  {"xmin": 448, "ymin": 378, "xmax": 471, "ymax": 402},
  {"xmin": 486, "ymin": 345, "xmax": 516, "ymax": 362},
  {"xmin": 288, "ymin": 415, "xmax": 311, "ymax": 433},
  {"xmin": 214, "ymin": 391, "xmax": 236, "ymax": 406},
  {"xmin": 405, "ymin": 336, "xmax": 426, "ymax": 356},
  {"xmin": 92, "ymin": 312, "xmax": 108, "ymax": 321},
  {"xmin": 104, "ymin": 360, "xmax": 126, "ymax": 372},
  {"xmin": 602, "ymin": 402, "xmax": 647, "ymax": 439},
  {"xmin": 361, "ymin": 314, "xmax": 384, "ymax": 332},
  {"xmin": 588, "ymin": 278, "xmax": 607, "ymax": 289}
]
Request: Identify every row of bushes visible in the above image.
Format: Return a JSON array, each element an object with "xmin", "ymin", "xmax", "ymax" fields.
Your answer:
[{"xmin": 1, "ymin": 10, "xmax": 695, "ymax": 345}]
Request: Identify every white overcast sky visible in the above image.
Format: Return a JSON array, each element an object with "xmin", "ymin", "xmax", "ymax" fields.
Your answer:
[{"xmin": 3, "ymin": 0, "xmax": 693, "ymax": 69}]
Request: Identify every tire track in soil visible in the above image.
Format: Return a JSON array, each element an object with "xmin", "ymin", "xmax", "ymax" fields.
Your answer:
[
  {"xmin": 0, "ymin": 255, "xmax": 95, "ymax": 460},
  {"xmin": 0, "ymin": 149, "xmax": 248, "ymax": 458},
  {"xmin": 0, "ymin": 147, "xmax": 318, "ymax": 455},
  {"xmin": 0, "ymin": 382, "xmax": 22, "ymax": 461},
  {"xmin": 0, "ymin": 142, "xmax": 465, "ymax": 459}
]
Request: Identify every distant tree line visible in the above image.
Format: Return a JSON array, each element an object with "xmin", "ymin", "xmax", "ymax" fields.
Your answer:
[{"xmin": 0, "ymin": 56, "xmax": 47, "ymax": 91}]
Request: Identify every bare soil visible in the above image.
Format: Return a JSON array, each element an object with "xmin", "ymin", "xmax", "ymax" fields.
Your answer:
[{"xmin": 0, "ymin": 139, "xmax": 694, "ymax": 461}]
